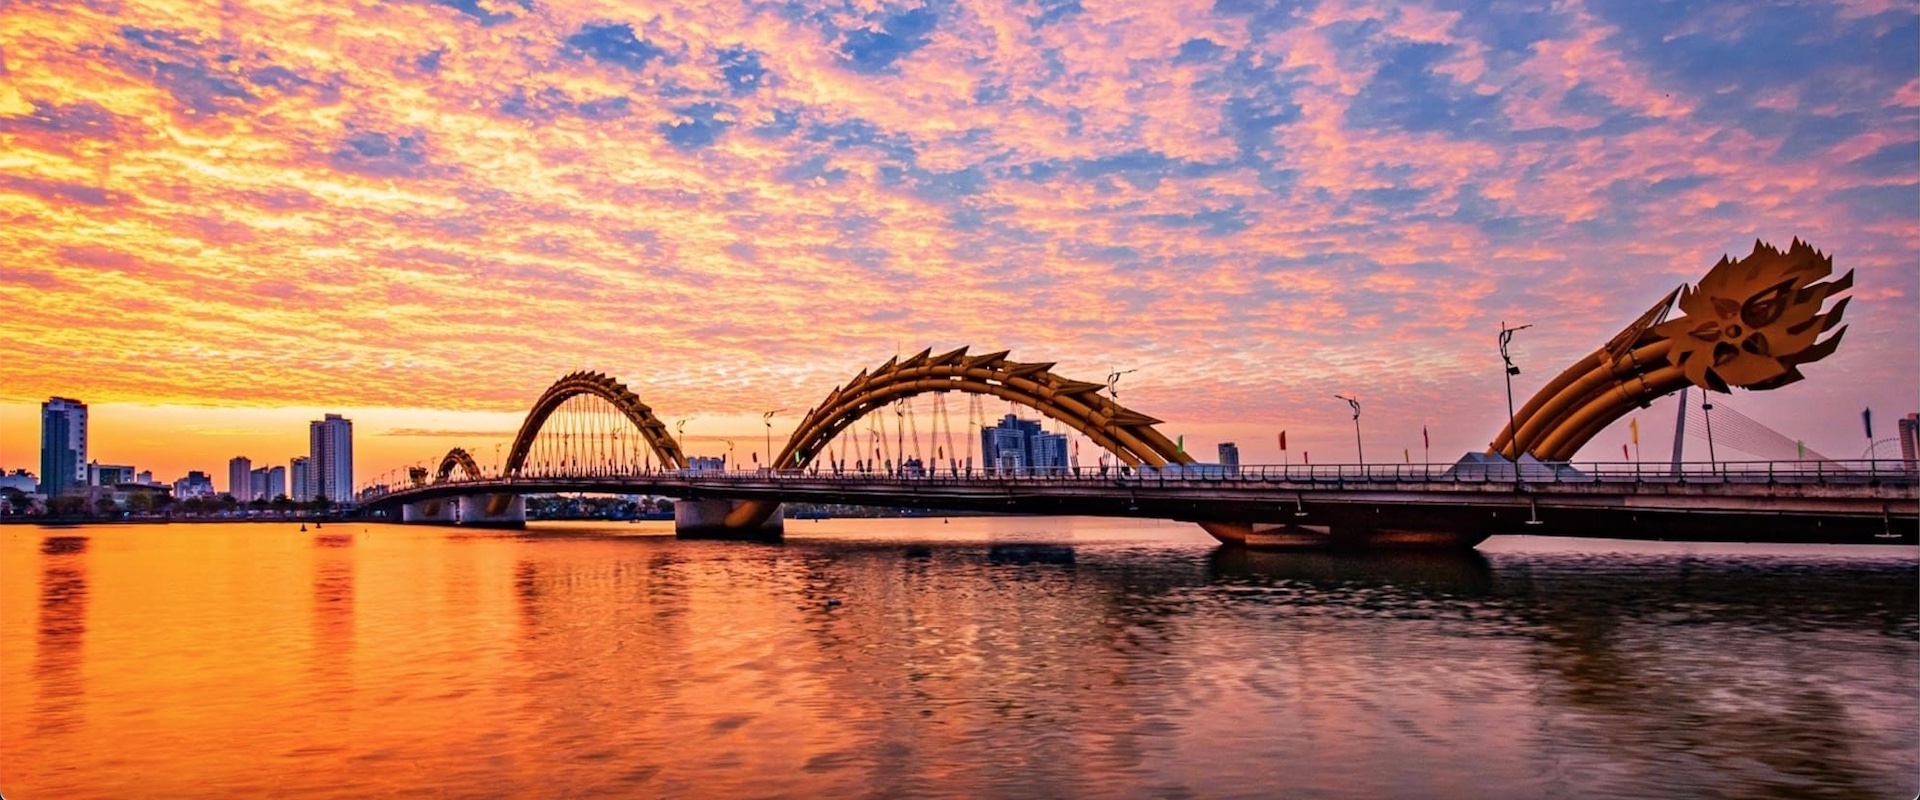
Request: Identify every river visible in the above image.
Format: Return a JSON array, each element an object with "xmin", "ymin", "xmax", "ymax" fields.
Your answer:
[{"xmin": 1, "ymin": 518, "xmax": 1913, "ymax": 798}]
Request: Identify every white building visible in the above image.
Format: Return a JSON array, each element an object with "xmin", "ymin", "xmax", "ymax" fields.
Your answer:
[
  {"xmin": 310, "ymin": 414, "xmax": 354, "ymax": 505},
  {"xmin": 89, "ymin": 462, "xmax": 137, "ymax": 486},
  {"xmin": 174, "ymin": 471, "xmax": 216, "ymax": 499}
]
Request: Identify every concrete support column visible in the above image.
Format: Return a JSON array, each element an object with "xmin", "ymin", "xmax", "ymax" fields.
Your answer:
[
  {"xmin": 457, "ymin": 494, "xmax": 526, "ymax": 529},
  {"xmin": 401, "ymin": 498, "xmax": 458, "ymax": 524},
  {"xmin": 675, "ymin": 499, "xmax": 784, "ymax": 540}
]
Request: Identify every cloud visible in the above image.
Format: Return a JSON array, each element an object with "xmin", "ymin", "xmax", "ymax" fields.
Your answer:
[
  {"xmin": 564, "ymin": 22, "xmax": 670, "ymax": 71},
  {"xmin": 381, "ymin": 428, "xmax": 520, "ymax": 437},
  {"xmin": 0, "ymin": 0, "xmax": 1909, "ymax": 469}
]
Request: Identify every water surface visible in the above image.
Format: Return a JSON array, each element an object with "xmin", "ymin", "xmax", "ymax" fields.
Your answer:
[{"xmin": 2, "ymin": 518, "xmax": 1914, "ymax": 798}]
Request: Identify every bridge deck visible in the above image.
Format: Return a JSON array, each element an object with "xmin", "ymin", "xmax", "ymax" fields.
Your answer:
[{"xmin": 363, "ymin": 462, "xmax": 1919, "ymax": 546}]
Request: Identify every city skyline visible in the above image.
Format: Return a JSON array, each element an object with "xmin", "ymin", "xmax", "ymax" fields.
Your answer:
[{"xmin": 0, "ymin": 1, "xmax": 1914, "ymax": 482}]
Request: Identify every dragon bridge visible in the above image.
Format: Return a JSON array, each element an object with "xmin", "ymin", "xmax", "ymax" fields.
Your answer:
[{"xmin": 1492, "ymin": 238, "xmax": 1851, "ymax": 462}]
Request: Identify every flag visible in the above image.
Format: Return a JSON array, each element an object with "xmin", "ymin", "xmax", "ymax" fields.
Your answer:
[
  {"xmin": 1422, "ymin": 426, "xmax": 1429, "ymax": 449},
  {"xmin": 1177, "ymin": 434, "xmax": 1185, "ymax": 453},
  {"xmin": 1629, "ymin": 418, "xmax": 1639, "ymax": 445},
  {"xmin": 1622, "ymin": 444, "xmax": 1629, "ymax": 459},
  {"xmin": 1303, "ymin": 451, "xmax": 1309, "ymax": 464},
  {"xmin": 1863, "ymin": 408, "xmax": 1873, "ymax": 439},
  {"xmin": 1403, "ymin": 449, "xmax": 1410, "ymax": 463},
  {"xmin": 1797, "ymin": 440, "xmax": 1806, "ymax": 458},
  {"xmin": 1278, "ymin": 431, "xmax": 1287, "ymax": 451}
]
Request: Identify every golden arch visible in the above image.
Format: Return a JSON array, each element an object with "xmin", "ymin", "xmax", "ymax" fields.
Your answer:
[
  {"xmin": 772, "ymin": 347, "xmax": 1193, "ymax": 471},
  {"xmin": 504, "ymin": 371, "xmax": 688, "ymax": 476},
  {"xmin": 435, "ymin": 447, "xmax": 484, "ymax": 483},
  {"xmin": 1492, "ymin": 239, "xmax": 1851, "ymax": 461},
  {"xmin": 723, "ymin": 347, "xmax": 1250, "ymax": 542}
]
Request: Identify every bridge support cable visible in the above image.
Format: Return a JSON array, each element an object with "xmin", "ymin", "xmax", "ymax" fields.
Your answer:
[
  {"xmin": 1682, "ymin": 397, "xmax": 1833, "ymax": 462},
  {"xmin": 502, "ymin": 371, "xmax": 689, "ymax": 479}
]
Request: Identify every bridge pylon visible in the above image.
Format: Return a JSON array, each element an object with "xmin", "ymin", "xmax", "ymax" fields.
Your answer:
[
  {"xmin": 401, "ymin": 498, "xmax": 458, "ymax": 524},
  {"xmin": 674, "ymin": 499, "xmax": 783, "ymax": 541}
]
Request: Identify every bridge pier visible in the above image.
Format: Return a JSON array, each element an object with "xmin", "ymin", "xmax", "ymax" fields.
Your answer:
[
  {"xmin": 401, "ymin": 498, "xmax": 459, "ymax": 524},
  {"xmin": 675, "ymin": 499, "xmax": 784, "ymax": 541},
  {"xmin": 1229, "ymin": 523, "xmax": 1490, "ymax": 550},
  {"xmin": 457, "ymin": 494, "xmax": 526, "ymax": 529}
]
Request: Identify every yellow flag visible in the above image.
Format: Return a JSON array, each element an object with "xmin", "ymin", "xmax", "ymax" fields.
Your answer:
[
  {"xmin": 1630, "ymin": 417, "xmax": 1639, "ymax": 445},
  {"xmin": 1404, "ymin": 449, "xmax": 1410, "ymax": 463}
]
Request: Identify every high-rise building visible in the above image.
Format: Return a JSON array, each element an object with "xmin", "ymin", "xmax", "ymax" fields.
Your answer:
[
  {"xmin": 1218, "ymin": 442, "xmax": 1240, "ymax": 469},
  {"xmin": 290, "ymin": 456, "xmax": 312, "ymax": 501},
  {"xmin": 1900, "ymin": 413, "xmax": 1919, "ymax": 474},
  {"xmin": 981, "ymin": 414, "xmax": 1069, "ymax": 474},
  {"xmin": 40, "ymin": 397, "xmax": 87, "ymax": 496},
  {"xmin": 250, "ymin": 467, "xmax": 269, "ymax": 501},
  {"xmin": 267, "ymin": 466, "xmax": 286, "ymax": 500},
  {"xmin": 227, "ymin": 456, "xmax": 252, "ymax": 499},
  {"xmin": 310, "ymin": 414, "xmax": 354, "ymax": 504},
  {"xmin": 1031, "ymin": 430, "xmax": 1068, "ymax": 473}
]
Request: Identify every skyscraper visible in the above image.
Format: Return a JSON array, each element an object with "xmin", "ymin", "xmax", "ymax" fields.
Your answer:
[
  {"xmin": 267, "ymin": 466, "xmax": 286, "ymax": 500},
  {"xmin": 1218, "ymin": 442, "xmax": 1240, "ymax": 469},
  {"xmin": 290, "ymin": 456, "xmax": 312, "ymax": 501},
  {"xmin": 310, "ymin": 414, "xmax": 354, "ymax": 504},
  {"xmin": 1900, "ymin": 413, "xmax": 1918, "ymax": 474},
  {"xmin": 39, "ymin": 397, "xmax": 87, "ymax": 496},
  {"xmin": 228, "ymin": 456, "xmax": 252, "ymax": 500}
]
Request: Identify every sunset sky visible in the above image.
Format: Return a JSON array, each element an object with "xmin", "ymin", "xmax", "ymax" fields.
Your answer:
[{"xmin": 1, "ymin": 0, "xmax": 1914, "ymax": 488}]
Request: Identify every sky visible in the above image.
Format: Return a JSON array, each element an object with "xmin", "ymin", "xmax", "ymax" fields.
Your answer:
[{"xmin": 0, "ymin": 0, "xmax": 1914, "ymax": 489}]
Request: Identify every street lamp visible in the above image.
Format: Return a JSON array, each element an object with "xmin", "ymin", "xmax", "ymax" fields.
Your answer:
[
  {"xmin": 1499, "ymin": 322, "xmax": 1532, "ymax": 462},
  {"xmin": 1701, "ymin": 399, "xmax": 1718, "ymax": 475},
  {"xmin": 763, "ymin": 410, "xmax": 783, "ymax": 472},
  {"xmin": 724, "ymin": 439, "xmax": 735, "ymax": 471},
  {"xmin": 1333, "ymin": 394, "xmax": 1364, "ymax": 465}
]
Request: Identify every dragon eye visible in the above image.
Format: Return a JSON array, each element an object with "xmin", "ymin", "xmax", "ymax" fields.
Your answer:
[
  {"xmin": 1712, "ymin": 342, "xmax": 1739, "ymax": 366},
  {"xmin": 1740, "ymin": 278, "xmax": 1797, "ymax": 328}
]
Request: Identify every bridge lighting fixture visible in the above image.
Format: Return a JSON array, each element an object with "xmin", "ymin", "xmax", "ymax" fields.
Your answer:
[
  {"xmin": 1333, "ymin": 394, "xmax": 1364, "ymax": 464},
  {"xmin": 1499, "ymin": 322, "xmax": 1532, "ymax": 464}
]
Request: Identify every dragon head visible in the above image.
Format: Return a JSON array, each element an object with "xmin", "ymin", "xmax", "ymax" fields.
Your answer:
[{"xmin": 1651, "ymin": 238, "xmax": 1851, "ymax": 392}]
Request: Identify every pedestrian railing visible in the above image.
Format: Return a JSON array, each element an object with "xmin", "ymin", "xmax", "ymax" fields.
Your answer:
[{"xmin": 362, "ymin": 458, "xmax": 1920, "ymax": 502}]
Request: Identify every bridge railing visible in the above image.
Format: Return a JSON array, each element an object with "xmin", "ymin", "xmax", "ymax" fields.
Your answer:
[{"xmin": 367, "ymin": 458, "xmax": 1918, "ymax": 500}]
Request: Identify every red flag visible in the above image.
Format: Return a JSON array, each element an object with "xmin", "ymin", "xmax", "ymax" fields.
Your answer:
[
  {"xmin": 1278, "ymin": 431, "xmax": 1287, "ymax": 451},
  {"xmin": 1423, "ymin": 426, "xmax": 1429, "ymax": 449},
  {"xmin": 1622, "ymin": 444, "xmax": 1629, "ymax": 459},
  {"xmin": 1303, "ymin": 451, "xmax": 1309, "ymax": 464}
]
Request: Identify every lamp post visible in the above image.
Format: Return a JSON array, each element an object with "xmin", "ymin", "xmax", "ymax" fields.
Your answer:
[
  {"xmin": 1701, "ymin": 398, "xmax": 1718, "ymax": 476},
  {"xmin": 763, "ymin": 410, "xmax": 782, "ymax": 472},
  {"xmin": 1499, "ymin": 321, "xmax": 1532, "ymax": 463},
  {"xmin": 724, "ymin": 439, "xmax": 735, "ymax": 471},
  {"xmin": 1333, "ymin": 394, "xmax": 1364, "ymax": 465}
]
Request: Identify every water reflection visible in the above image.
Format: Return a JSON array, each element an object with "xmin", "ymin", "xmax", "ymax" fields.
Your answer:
[
  {"xmin": 1, "ymin": 524, "xmax": 1911, "ymax": 799},
  {"xmin": 310, "ymin": 533, "xmax": 355, "ymax": 692},
  {"xmin": 34, "ymin": 536, "xmax": 89, "ymax": 735},
  {"xmin": 1208, "ymin": 547, "xmax": 1493, "ymax": 596}
]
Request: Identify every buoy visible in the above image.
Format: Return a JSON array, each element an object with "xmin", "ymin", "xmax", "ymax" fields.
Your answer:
[
  {"xmin": 300, "ymin": 524, "xmax": 307, "ymax": 532},
  {"xmin": 825, "ymin": 598, "xmax": 842, "ymax": 608}
]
